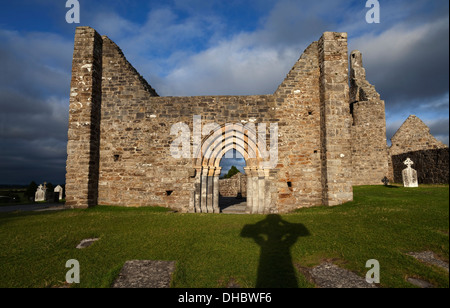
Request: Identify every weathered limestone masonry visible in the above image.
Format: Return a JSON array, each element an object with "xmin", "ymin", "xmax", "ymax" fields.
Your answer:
[
  {"xmin": 66, "ymin": 27, "xmax": 388, "ymax": 213},
  {"xmin": 389, "ymin": 115, "xmax": 447, "ymax": 156},
  {"xmin": 219, "ymin": 173, "xmax": 247, "ymax": 198},
  {"xmin": 66, "ymin": 27, "xmax": 103, "ymax": 208},
  {"xmin": 349, "ymin": 50, "xmax": 389, "ymax": 186},
  {"xmin": 318, "ymin": 33, "xmax": 353, "ymax": 206}
]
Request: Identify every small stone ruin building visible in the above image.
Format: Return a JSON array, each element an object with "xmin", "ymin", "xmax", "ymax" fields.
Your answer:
[{"xmin": 389, "ymin": 115, "xmax": 448, "ymax": 184}]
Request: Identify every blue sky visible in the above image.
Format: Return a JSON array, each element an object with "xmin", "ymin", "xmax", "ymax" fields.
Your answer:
[{"xmin": 0, "ymin": 0, "xmax": 448, "ymax": 184}]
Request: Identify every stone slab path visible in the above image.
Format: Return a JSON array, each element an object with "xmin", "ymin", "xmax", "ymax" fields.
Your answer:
[
  {"xmin": 221, "ymin": 203, "xmax": 247, "ymax": 214},
  {"xmin": 298, "ymin": 262, "xmax": 377, "ymax": 288},
  {"xmin": 406, "ymin": 251, "xmax": 449, "ymax": 272},
  {"xmin": 407, "ymin": 277, "xmax": 434, "ymax": 288},
  {"xmin": 111, "ymin": 260, "xmax": 176, "ymax": 288}
]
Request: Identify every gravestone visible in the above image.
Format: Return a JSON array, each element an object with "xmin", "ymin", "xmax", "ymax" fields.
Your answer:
[
  {"xmin": 112, "ymin": 260, "xmax": 176, "ymax": 288},
  {"xmin": 54, "ymin": 185, "xmax": 63, "ymax": 200},
  {"xmin": 381, "ymin": 176, "xmax": 389, "ymax": 186},
  {"xmin": 402, "ymin": 158, "xmax": 418, "ymax": 187},
  {"xmin": 299, "ymin": 262, "xmax": 377, "ymax": 288},
  {"xmin": 35, "ymin": 184, "xmax": 46, "ymax": 202}
]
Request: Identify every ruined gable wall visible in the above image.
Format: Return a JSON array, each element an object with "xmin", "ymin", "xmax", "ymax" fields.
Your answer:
[
  {"xmin": 389, "ymin": 115, "xmax": 447, "ymax": 156},
  {"xmin": 349, "ymin": 50, "xmax": 389, "ymax": 185},
  {"xmin": 273, "ymin": 41, "xmax": 322, "ymax": 210}
]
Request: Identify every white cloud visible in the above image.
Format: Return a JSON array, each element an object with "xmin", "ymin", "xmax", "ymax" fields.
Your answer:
[
  {"xmin": 349, "ymin": 15, "xmax": 449, "ymax": 105},
  {"xmin": 162, "ymin": 38, "xmax": 298, "ymax": 96},
  {"xmin": 91, "ymin": 11, "xmax": 138, "ymax": 38}
]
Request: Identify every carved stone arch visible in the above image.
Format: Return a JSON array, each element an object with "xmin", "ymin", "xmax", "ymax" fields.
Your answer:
[
  {"xmin": 190, "ymin": 123, "xmax": 273, "ymax": 214},
  {"xmin": 193, "ymin": 123, "xmax": 259, "ymax": 167}
]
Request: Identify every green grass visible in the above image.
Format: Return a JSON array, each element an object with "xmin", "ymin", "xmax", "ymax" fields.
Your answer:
[{"xmin": 0, "ymin": 185, "xmax": 448, "ymax": 288}]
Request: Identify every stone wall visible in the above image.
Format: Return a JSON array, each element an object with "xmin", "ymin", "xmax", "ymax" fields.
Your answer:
[
  {"xmin": 66, "ymin": 27, "xmax": 396, "ymax": 212},
  {"xmin": 318, "ymin": 32, "xmax": 353, "ymax": 206},
  {"xmin": 392, "ymin": 148, "xmax": 449, "ymax": 184},
  {"xmin": 65, "ymin": 27, "xmax": 103, "ymax": 208},
  {"xmin": 349, "ymin": 50, "xmax": 389, "ymax": 185},
  {"xmin": 273, "ymin": 41, "xmax": 322, "ymax": 210},
  {"xmin": 388, "ymin": 115, "xmax": 448, "ymax": 181},
  {"xmin": 219, "ymin": 173, "xmax": 247, "ymax": 197},
  {"xmin": 390, "ymin": 115, "xmax": 447, "ymax": 156}
]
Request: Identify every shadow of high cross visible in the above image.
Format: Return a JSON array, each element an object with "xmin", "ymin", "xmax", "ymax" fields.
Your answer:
[{"xmin": 240, "ymin": 214, "xmax": 310, "ymax": 288}]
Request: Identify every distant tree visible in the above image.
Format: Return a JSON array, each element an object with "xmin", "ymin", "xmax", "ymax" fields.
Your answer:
[
  {"xmin": 25, "ymin": 181, "xmax": 38, "ymax": 199},
  {"xmin": 224, "ymin": 166, "xmax": 240, "ymax": 179},
  {"xmin": 46, "ymin": 182, "xmax": 54, "ymax": 193}
]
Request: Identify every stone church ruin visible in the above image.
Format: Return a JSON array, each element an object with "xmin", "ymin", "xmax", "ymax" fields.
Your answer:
[{"xmin": 65, "ymin": 27, "xmax": 447, "ymax": 213}]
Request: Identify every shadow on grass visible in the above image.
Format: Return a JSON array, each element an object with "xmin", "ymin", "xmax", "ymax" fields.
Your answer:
[
  {"xmin": 240, "ymin": 214, "xmax": 310, "ymax": 288},
  {"xmin": 384, "ymin": 185, "xmax": 400, "ymax": 189}
]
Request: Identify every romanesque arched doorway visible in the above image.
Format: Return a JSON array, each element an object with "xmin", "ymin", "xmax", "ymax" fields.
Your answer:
[{"xmin": 189, "ymin": 124, "xmax": 275, "ymax": 214}]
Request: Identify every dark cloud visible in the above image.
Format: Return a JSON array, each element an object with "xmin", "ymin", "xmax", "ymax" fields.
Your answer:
[
  {"xmin": 428, "ymin": 118, "xmax": 450, "ymax": 136},
  {"xmin": 351, "ymin": 16, "xmax": 449, "ymax": 111},
  {"xmin": 0, "ymin": 29, "xmax": 71, "ymax": 185},
  {"xmin": 386, "ymin": 116, "xmax": 449, "ymax": 147},
  {"xmin": 427, "ymin": 118, "xmax": 450, "ymax": 145}
]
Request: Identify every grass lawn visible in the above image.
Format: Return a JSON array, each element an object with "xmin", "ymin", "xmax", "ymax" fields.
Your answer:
[{"xmin": 0, "ymin": 185, "xmax": 448, "ymax": 288}]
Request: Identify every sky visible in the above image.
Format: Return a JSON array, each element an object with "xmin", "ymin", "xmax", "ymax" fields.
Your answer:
[{"xmin": 0, "ymin": 0, "xmax": 448, "ymax": 184}]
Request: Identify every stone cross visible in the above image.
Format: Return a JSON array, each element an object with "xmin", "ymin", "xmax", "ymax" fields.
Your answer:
[
  {"xmin": 381, "ymin": 176, "xmax": 389, "ymax": 186},
  {"xmin": 404, "ymin": 158, "xmax": 414, "ymax": 168},
  {"xmin": 402, "ymin": 158, "xmax": 418, "ymax": 188}
]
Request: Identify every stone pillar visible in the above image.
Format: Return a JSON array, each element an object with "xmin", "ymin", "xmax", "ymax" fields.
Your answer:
[
  {"xmin": 200, "ymin": 167, "xmax": 208, "ymax": 213},
  {"xmin": 65, "ymin": 27, "xmax": 103, "ymax": 209},
  {"xmin": 206, "ymin": 167, "xmax": 214, "ymax": 213},
  {"xmin": 213, "ymin": 167, "xmax": 221, "ymax": 213},
  {"xmin": 257, "ymin": 169, "xmax": 265, "ymax": 214},
  {"xmin": 193, "ymin": 167, "xmax": 202, "ymax": 213},
  {"xmin": 263, "ymin": 169, "xmax": 271, "ymax": 213},
  {"xmin": 252, "ymin": 169, "xmax": 259, "ymax": 214},
  {"xmin": 318, "ymin": 32, "xmax": 353, "ymax": 206},
  {"xmin": 244, "ymin": 167, "xmax": 253, "ymax": 214}
]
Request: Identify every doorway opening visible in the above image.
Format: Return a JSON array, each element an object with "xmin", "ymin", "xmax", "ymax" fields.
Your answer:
[
  {"xmin": 190, "ymin": 123, "xmax": 272, "ymax": 214},
  {"xmin": 219, "ymin": 149, "xmax": 247, "ymax": 213}
]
